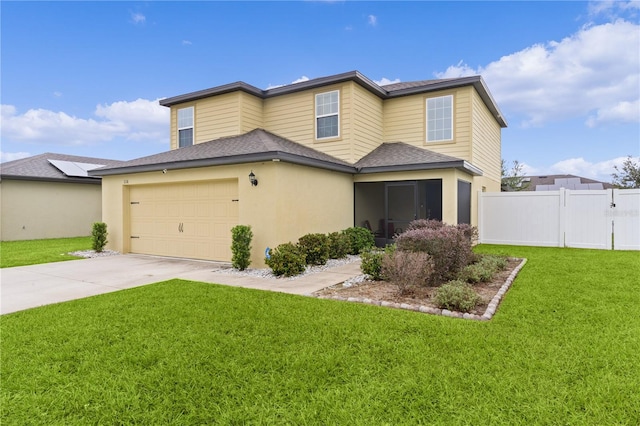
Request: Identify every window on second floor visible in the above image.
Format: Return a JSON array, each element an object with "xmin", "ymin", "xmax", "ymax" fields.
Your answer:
[
  {"xmin": 177, "ymin": 107, "xmax": 194, "ymax": 148},
  {"xmin": 426, "ymin": 95, "xmax": 453, "ymax": 142},
  {"xmin": 315, "ymin": 90, "xmax": 339, "ymax": 139}
]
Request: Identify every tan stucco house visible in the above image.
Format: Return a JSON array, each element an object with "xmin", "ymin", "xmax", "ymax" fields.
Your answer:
[
  {"xmin": 0, "ymin": 153, "xmax": 124, "ymax": 241},
  {"xmin": 92, "ymin": 71, "xmax": 507, "ymax": 266}
]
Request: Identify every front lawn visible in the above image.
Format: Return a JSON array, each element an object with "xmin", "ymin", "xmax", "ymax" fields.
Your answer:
[
  {"xmin": 2, "ymin": 246, "xmax": 639, "ymax": 424},
  {"xmin": 0, "ymin": 237, "xmax": 90, "ymax": 268}
]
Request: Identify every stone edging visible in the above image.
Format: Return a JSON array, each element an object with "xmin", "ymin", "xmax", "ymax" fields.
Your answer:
[{"xmin": 311, "ymin": 258, "xmax": 528, "ymax": 321}]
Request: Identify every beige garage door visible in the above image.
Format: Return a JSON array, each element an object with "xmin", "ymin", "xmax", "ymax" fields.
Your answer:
[{"xmin": 129, "ymin": 180, "xmax": 238, "ymax": 261}]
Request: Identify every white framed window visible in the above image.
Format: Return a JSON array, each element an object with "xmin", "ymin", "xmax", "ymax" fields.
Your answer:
[
  {"xmin": 315, "ymin": 90, "xmax": 339, "ymax": 139},
  {"xmin": 426, "ymin": 95, "xmax": 453, "ymax": 142},
  {"xmin": 177, "ymin": 106, "xmax": 194, "ymax": 148}
]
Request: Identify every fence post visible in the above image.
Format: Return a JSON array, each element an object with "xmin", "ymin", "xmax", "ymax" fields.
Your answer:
[
  {"xmin": 559, "ymin": 188, "xmax": 566, "ymax": 247},
  {"xmin": 478, "ymin": 190, "xmax": 484, "ymax": 243}
]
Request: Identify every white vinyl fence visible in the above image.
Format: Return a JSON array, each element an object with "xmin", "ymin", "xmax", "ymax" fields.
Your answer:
[{"xmin": 478, "ymin": 189, "xmax": 640, "ymax": 250}]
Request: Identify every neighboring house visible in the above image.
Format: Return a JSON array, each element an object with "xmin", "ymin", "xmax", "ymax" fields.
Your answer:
[
  {"xmin": 0, "ymin": 153, "xmax": 125, "ymax": 241},
  {"xmin": 91, "ymin": 70, "xmax": 507, "ymax": 265},
  {"xmin": 502, "ymin": 174, "xmax": 614, "ymax": 192}
]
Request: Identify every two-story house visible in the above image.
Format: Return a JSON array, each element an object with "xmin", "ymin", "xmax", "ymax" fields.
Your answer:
[{"xmin": 92, "ymin": 71, "xmax": 506, "ymax": 266}]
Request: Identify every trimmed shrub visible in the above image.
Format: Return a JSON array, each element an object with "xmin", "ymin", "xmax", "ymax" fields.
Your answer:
[
  {"xmin": 458, "ymin": 262, "xmax": 494, "ymax": 284},
  {"xmin": 381, "ymin": 250, "xmax": 434, "ymax": 295},
  {"xmin": 458, "ymin": 254, "xmax": 509, "ymax": 284},
  {"xmin": 265, "ymin": 243, "xmax": 307, "ymax": 277},
  {"xmin": 91, "ymin": 222, "xmax": 108, "ymax": 253},
  {"xmin": 298, "ymin": 233, "xmax": 330, "ymax": 266},
  {"xmin": 395, "ymin": 221, "xmax": 477, "ymax": 286},
  {"xmin": 342, "ymin": 226, "xmax": 375, "ymax": 255},
  {"xmin": 360, "ymin": 245, "xmax": 395, "ymax": 280},
  {"xmin": 434, "ymin": 280, "xmax": 481, "ymax": 312},
  {"xmin": 231, "ymin": 225, "xmax": 253, "ymax": 271},
  {"xmin": 328, "ymin": 232, "xmax": 350, "ymax": 259}
]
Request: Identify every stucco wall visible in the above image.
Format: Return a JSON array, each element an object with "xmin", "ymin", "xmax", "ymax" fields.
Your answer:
[
  {"xmin": 0, "ymin": 179, "xmax": 102, "ymax": 241},
  {"xmin": 101, "ymin": 161, "xmax": 354, "ymax": 267}
]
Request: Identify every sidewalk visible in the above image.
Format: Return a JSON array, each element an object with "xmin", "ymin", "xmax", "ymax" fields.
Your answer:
[{"xmin": 187, "ymin": 261, "xmax": 362, "ymax": 295}]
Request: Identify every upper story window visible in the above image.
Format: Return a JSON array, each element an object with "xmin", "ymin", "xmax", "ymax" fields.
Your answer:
[
  {"xmin": 177, "ymin": 107, "xmax": 194, "ymax": 148},
  {"xmin": 426, "ymin": 95, "xmax": 453, "ymax": 142},
  {"xmin": 315, "ymin": 90, "xmax": 339, "ymax": 139}
]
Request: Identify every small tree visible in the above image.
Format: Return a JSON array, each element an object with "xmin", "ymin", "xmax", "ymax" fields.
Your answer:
[
  {"xmin": 501, "ymin": 159, "xmax": 530, "ymax": 191},
  {"xmin": 611, "ymin": 156, "xmax": 640, "ymax": 189},
  {"xmin": 91, "ymin": 222, "xmax": 108, "ymax": 253},
  {"xmin": 231, "ymin": 225, "xmax": 253, "ymax": 270}
]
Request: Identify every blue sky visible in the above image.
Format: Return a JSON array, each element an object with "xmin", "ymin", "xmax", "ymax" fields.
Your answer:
[{"xmin": 1, "ymin": 1, "xmax": 639, "ymax": 183}]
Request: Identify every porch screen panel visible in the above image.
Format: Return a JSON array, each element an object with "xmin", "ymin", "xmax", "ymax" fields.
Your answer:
[{"xmin": 457, "ymin": 180, "xmax": 472, "ymax": 224}]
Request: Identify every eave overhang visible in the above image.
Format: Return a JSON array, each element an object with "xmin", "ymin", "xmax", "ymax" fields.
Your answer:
[{"xmin": 159, "ymin": 71, "xmax": 507, "ymax": 128}]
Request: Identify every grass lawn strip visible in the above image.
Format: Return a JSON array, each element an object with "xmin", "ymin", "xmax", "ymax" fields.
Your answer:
[
  {"xmin": 0, "ymin": 237, "xmax": 91, "ymax": 268},
  {"xmin": 2, "ymin": 245, "xmax": 639, "ymax": 424}
]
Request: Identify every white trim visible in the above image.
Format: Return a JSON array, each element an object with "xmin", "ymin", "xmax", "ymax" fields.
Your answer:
[
  {"xmin": 315, "ymin": 90, "xmax": 340, "ymax": 140},
  {"xmin": 177, "ymin": 106, "xmax": 194, "ymax": 147},
  {"xmin": 426, "ymin": 94, "xmax": 454, "ymax": 143}
]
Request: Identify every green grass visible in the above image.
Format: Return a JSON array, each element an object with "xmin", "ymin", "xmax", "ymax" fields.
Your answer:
[
  {"xmin": 0, "ymin": 237, "xmax": 90, "ymax": 268},
  {"xmin": 2, "ymin": 246, "xmax": 639, "ymax": 424}
]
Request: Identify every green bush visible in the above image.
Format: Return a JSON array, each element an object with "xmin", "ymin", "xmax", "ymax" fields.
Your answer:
[
  {"xmin": 91, "ymin": 222, "xmax": 108, "ymax": 253},
  {"xmin": 265, "ymin": 243, "xmax": 307, "ymax": 277},
  {"xmin": 298, "ymin": 233, "xmax": 330, "ymax": 265},
  {"xmin": 458, "ymin": 254, "xmax": 508, "ymax": 284},
  {"xmin": 360, "ymin": 245, "xmax": 395, "ymax": 280},
  {"xmin": 231, "ymin": 225, "xmax": 253, "ymax": 270},
  {"xmin": 434, "ymin": 280, "xmax": 481, "ymax": 312},
  {"xmin": 381, "ymin": 250, "xmax": 434, "ymax": 295},
  {"xmin": 327, "ymin": 232, "xmax": 350, "ymax": 259},
  {"xmin": 342, "ymin": 226, "xmax": 375, "ymax": 255}
]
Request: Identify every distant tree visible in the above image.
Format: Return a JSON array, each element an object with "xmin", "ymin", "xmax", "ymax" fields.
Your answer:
[
  {"xmin": 501, "ymin": 159, "xmax": 530, "ymax": 191},
  {"xmin": 611, "ymin": 156, "xmax": 640, "ymax": 189}
]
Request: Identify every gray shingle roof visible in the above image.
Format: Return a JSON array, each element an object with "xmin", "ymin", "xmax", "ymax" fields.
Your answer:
[
  {"xmin": 355, "ymin": 142, "xmax": 483, "ymax": 176},
  {"xmin": 159, "ymin": 70, "xmax": 507, "ymax": 128},
  {"xmin": 520, "ymin": 174, "xmax": 613, "ymax": 191},
  {"xmin": 0, "ymin": 153, "xmax": 125, "ymax": 183},
  {"xmin": 91, "ymin": 129, "xmax": 355, "ymax": 176}
]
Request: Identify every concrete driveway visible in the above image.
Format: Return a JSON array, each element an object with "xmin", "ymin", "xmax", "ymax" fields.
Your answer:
[{"xmin": 1, "ymin": 254, "xmax": 362, "ymax": 315}]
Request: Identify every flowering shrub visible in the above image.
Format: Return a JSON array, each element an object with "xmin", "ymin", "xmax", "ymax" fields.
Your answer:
[
  {"xmin": 434, "ymin": 280, "xmax": 481, "ymax": 312},
  {"xmin": 265, "ymin": 243, "xmax": 307, "ymax": 277},
  {"xmin": 298, "ymin": 233, "xmax": 330, "ymax": 265},
  {"xmin": 381, "ymin": 250, "xmax": 434, "ymax": 295},
  {"xmin": 394, "ymin": 221, "xmax": 477, "ymax": 286}
]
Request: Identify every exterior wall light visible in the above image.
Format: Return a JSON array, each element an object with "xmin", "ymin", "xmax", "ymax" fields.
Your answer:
[{"xmin": 249, "ymin": 171, "xmax": 258, "ymax": 186}]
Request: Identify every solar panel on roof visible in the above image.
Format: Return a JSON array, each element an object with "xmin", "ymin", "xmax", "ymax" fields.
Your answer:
[{"xmin": 47, "ymin": 159, "xmax": 104, "ymax": 178}]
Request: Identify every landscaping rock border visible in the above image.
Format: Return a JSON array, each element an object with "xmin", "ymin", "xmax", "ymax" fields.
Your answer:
[{"xmin": 313, "ymin": 258, "xmax": 528, "ymax": 321}]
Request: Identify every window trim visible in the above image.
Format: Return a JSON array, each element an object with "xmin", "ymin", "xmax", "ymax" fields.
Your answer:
[
  {"xmin": 177, "ymin": 106, "xmax": 194, "ymax": 148},
  {"xmin": 315, "ymin": 90, "xmax": 340, "ymax": 140},
  {"xmin": 425, "ymin": 94, "xmax": 454, "ymax": 143}
]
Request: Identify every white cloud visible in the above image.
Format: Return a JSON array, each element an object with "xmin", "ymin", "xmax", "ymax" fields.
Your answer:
[
  {"xmin": 436, "ymin": 20, "xmax": 640, "ymax": 128},
  {"xmin": 182, "ymin": 40, "xmax": 192, "ymax": 45},
  {"xmin": 53, "ymin": 91, "xmax": 62, "ymax": 98},
  {"xmin": 266, "ymin": 76, "xmax": 310, "ymax": 90},
  {"xmin": 131, "ymin": 12, "xmax": 146, "ymax": 24},
  {"xmin": 0, "ymin": 151, "xmax": 31, "ymax": 163},
  {"xmin": 368, "ymin": 15, "xmax": 377, "ymax": 26},
  {"xmin": 589, "ymin": 0, "xmax": 640, "ymax": 17},
  {"xmin": 1, "ymin": 99, "xmax": 169, "ymax": 146},
  {"xmin": 374, "ymin": 77, "xmax": 401, "ymax": 86}
]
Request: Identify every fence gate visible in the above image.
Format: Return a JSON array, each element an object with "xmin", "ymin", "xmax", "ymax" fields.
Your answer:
[{"xmin": 478, "ymin": 188, "xmax": 640, "ymax": 250}]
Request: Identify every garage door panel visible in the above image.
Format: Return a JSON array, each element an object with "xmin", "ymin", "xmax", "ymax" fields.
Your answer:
[{"xmin": 129, "ymin": 179, "xmax": 238, "ymax": 262}]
